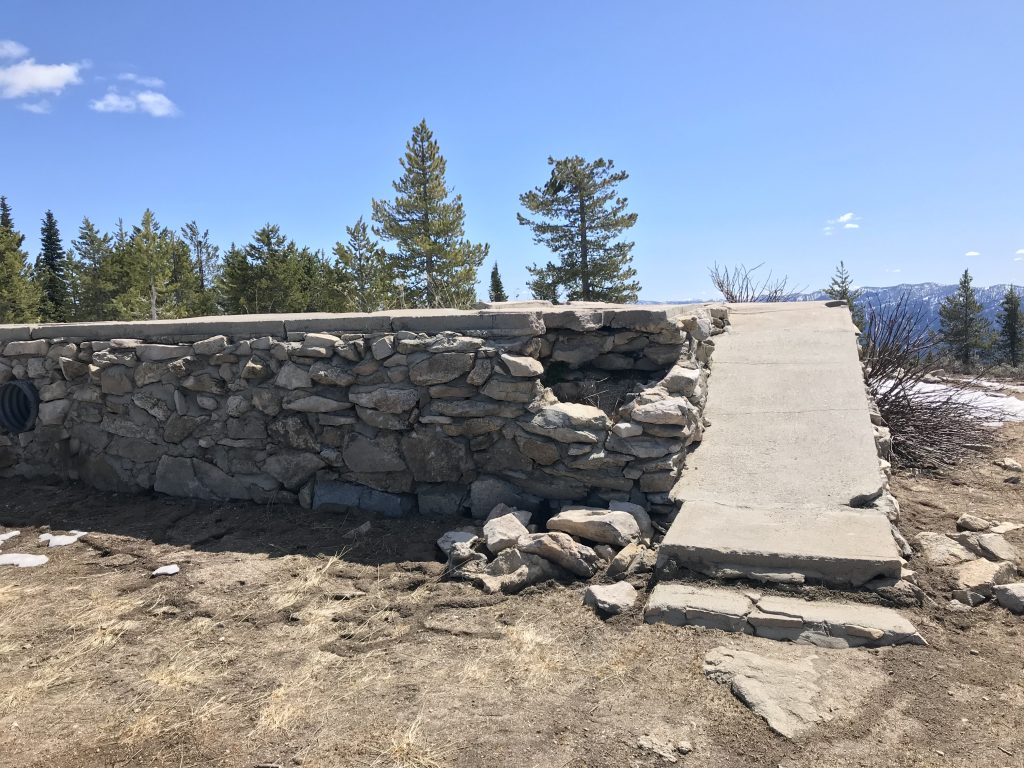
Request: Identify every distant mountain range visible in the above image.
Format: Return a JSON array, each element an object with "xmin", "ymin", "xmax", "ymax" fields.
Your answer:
[{"xmin": 652, "ymin": 282, "xmax": 1018, "ymax": 330}]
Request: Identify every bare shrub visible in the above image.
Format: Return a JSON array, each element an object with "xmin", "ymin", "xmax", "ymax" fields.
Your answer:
[
  {"xmin": 708, "ymin": 262, "xmax": 798, "ymax": 303},
  {"xmin": 862, "ymin": 293, "xmax": 1002, "ymax": 471}
]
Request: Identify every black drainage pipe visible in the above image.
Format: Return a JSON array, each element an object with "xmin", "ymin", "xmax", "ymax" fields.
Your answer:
[{"xmin": 0, "ymin": 380, "xmax": 39, "ymax": 434}]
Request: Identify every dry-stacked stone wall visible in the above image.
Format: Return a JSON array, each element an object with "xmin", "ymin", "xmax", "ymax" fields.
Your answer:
[{"xmin": 0, "ymin": 303, "xmax": 728, "ymax": 520}]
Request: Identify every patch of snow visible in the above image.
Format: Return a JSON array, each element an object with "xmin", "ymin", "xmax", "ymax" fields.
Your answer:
[
  {"xmin": 0, "ymin": 530, "xmax": 20, "ymax": 544},
  {"xmin": 0, "ymin": 553, "xmax": 48, "ymax": 568},
  {"xmin": 152, "ymin": 564, "xmax": 180, "ymax": 577},
  {"xmin": 38, "ymin": 530, "xmax": 88, "ymax": 547},
  {"xmin": 907, "ymin": 381, "xmax": 1024, "ymax": 424}
]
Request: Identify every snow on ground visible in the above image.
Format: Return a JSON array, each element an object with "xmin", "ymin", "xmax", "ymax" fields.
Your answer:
[
  {"xmin": 0, "ymin": 530, "xmax": 20, "ymax": 544},
  {"xmin": 38, "ymin": 531, "xmax": 88, "ymax": 547},
  {"xmin": 907, "ymin": 381, "xmax": 1024, "ymax": 424},
  {"xmin": 0, "ymin": 553, "xmax": 48, "ymax": 568}
]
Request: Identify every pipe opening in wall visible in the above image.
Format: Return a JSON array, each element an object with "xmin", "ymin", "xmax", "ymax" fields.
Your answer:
[{"xmin": 0, "ymin": 381, "xmax": 39, "ymax": 434}]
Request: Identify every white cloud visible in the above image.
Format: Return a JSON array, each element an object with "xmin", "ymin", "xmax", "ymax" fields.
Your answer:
[
  {"xmin": 884, "ymin": 267, "xmax": 902, "ymax": 273},
  {"xmin": 1015, "ymin": 256, "xmax": 1024, "ymax": 262},
  {"xmin": 19, "ymin": 100, "xmax": 50, "ymax": 114},
  {"xmin": 90, "ymin": 90, "xmax": 136, "ymax": 112},
  {"xmin": 0, "ymin": 40, "xmax": 28, "ymax": 59},
  {"xmin": 136, "ymin": 90, "xmax": 177, "ymax": 117},
  {"xmin": 1015, "ymin": 249, "xmax": 1024, "ymax": 255},
  {"xmin": 823, "ymin": 211, "xmax": 861, "ymax": 236},
  {"xmin": 0, "ymin": 58, "xmax": 82, "ymax": 98},
  {"xmin": 91, "ymin": 88, "xmax": 179, "ymax": 117},
  {"xmin": 118, "ymin": 72, "xmax": 165, "ymax": 88},
  {"xmin": 965, "ymin": 251, "xmax": 981, "ymax": 257}
]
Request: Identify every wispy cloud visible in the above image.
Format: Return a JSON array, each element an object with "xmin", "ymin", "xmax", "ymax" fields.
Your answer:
[
  {"xmin": 0, "ymin": 58, "xmax": 83, "ymax": 98},
  {"xmin": 91, "ymin": 87, "xmax": 179, "ymax": 117},
  {"xmin": 823, "ymin": 211, "xmax": 862, "ymax": 236},
  {"xmin": 135, "ymin": 90, "xmax": 177, "ymax": 117},
  {"xmin": 965, "ymin": 251, "xmax": 981, "ymax": 257},
  {"xmin": 18, "ymin": 99, "xmax": 50, "ymax": 114},
  {"xmin": 884, "ymin": 267, "xmax": 902, "ymax": 273},
  {"xmin": 118, "ymin": 72, "xmax": 165, "ymax": 88},
  {"xmin": 0, "ymin": 40, "xmax": 28, "ymax": 59}
]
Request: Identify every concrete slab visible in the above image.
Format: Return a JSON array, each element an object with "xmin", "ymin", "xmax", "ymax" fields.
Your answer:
[
  {"xmin": 670, "ymin": 302, "xmax": 884, "ymax": 509},
  {"xmin": 663, "ymin": 302, "xmax": 896, "ymax": 587},
  {"xmin": 659, "ymin": 500, "xmax": 902, "ymax": 587},
  {"xmin": 644, "ymin": 583, "xmax": 753, "ymax": 632},
  {"xmin": 645, "ymin": 583, "xmax": 925, "ymax": 648}
]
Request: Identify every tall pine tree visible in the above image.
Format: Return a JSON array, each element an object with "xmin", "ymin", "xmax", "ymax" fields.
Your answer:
[
  {"xmin": 0, "ymin": 197, "xmax": 39, "ymax": 323},
  {"xmin": 180, "ymin": 221, "xmax": 222, "ymax": 316},
  {"xmin": 218, "ymin": 224, "xmax": 314, "ymax": 314},
  {"xmin": 824, "ymin": 261, "xmax": 865, "ymax": 328},
  {"xmin": 997, "ymin": 284, "xmax": 1023, "ymax": 367},
  {"xmin": 334, "ymin": 216, "xmax": 396, "ymax": 312},
  {"xmin": 938, "ymin": 269, "xmax": 991, "ymax": 368},
  {"xmin": 371, "ymin": 120, "xmax": 488, "ymax": 308},
  {"xmin": 488, "ymin": 262, "xmax": 508, "ymax": 302},
  {"xmin": 518, "ymin": 156, "xmax": 640, "ymax": 303},
  {"xmin": 35, "ymin": 210, "xmax": 71, "ymax": 322}
]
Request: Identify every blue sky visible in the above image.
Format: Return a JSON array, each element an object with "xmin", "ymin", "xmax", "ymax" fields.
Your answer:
[{"xmin": 2, "ymin": 1, "xmax": 1023, "ymax": 301}]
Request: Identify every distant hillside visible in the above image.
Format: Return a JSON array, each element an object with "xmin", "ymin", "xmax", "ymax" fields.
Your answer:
[
  {"xmin": 808, "ymin": 283, "xmax": 1015, "ymax": 330},
  {"xmin": 650, "ymin": 282, "xmax": 1018, "ymax": 331}
]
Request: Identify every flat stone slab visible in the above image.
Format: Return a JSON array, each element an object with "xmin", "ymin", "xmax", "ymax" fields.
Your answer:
[
  {"xmin": 645, "ymin": 583, "xmax": 925, "ymax": 648},
  {"xmin": 704, "ymin": 645, "xmax": 886, "ymax": 738},
  {"xmin": 659, "ymin": 500, "xmax": 903, "ymax": 588}
]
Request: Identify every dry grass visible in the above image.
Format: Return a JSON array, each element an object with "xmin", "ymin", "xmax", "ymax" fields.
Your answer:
[{"xmin": 0, "ymin": 464, "xmax": 1023, "ymax": 767}]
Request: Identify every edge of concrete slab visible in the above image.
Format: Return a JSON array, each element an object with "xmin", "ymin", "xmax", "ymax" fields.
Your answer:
[
  {"xmin": 658, "ymin": 500, "xmax": 903, "ymax": 588},
  {"xmin": 645, "ymin": 583, "xmax": 925, "ymax": 648}
]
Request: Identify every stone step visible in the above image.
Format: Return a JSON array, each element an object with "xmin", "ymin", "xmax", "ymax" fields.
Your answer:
[
  {"xmin": 645, "ymin": 583, "xmax": 925, "ymax": 648},
  {"xmin": 657, "ymin": 500, "xmax": 903, "ymax": 588}
]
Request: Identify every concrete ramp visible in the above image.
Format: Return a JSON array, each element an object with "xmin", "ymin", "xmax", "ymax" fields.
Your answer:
[{"xmin": 659, "ymin": 302, "xmax": 900, "ymax": 587}]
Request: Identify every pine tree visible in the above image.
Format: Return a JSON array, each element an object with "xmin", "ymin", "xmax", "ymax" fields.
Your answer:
[
  {"xmin": 0, "ymin": 197, "xmax": 13, "ymax": 231},
  {"xmin": 526, "ymin": 263, "xmax": 562, "ymax": 303},
  {"xmin": 35, "ymin": 210, "xmax": 71, "ymax": 322},
  {"xmin": 180, "ymin": 221, "xmax": 221, "ymax": 316},
  {"xmin": 0, "ymin": 198, "xmax": 40, "ymax": 323},
  {"xmin": 824, "ymin": 261, "xmax": 865, "ymax": 328},
  {"xmin": 333, "ymin": 216, "xmax": 396, "ymax": 312},
  {"xmin": 104, "ymin": 210, "xmax": 177, "ymax": 320},
  {"xmin": 518, "ymin": 156, "xmax": 640, "ymax": 303},
  {"xmin": 217, "ymin": 225, "xmax": 311, "ymax": 314},
  {"xmin": 938, "ymin": 269, "xmax": 991, "ymax": 368},
  {"xmin": 997, "ymin": 285, "xmax": 1024, "ymax": 367},
  {"xmin": 488, "ymin": 262, "xmax": 508, "ymax": 302},
  {"xmin": 371, "ymin": 120, "xmax": 488, "ymax": 308}
]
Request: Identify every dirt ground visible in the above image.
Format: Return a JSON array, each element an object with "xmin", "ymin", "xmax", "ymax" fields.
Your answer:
[{"xmin": 0, "ymin": 428, "xmax": 1023, "ymax": 767}]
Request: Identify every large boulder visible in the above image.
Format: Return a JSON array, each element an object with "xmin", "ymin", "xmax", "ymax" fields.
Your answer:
[
  {"xmin": 584, "ymin": 581, "xmax": 638, "ymax": 617},
  {"xmin": 469, "ymin": 548, "xmax": 569, "ymax": 595},
  {"xmin": 343, "ymin": 432, "xmax": 406, "ymax": 473},
  {"xmin": 547, "ymin": 505, "xmax": 641, "ymax": 547},
  {"xmin": 482, "ymin": 512, "xmax": 529, "ymax": 554},
  {"xmin": 517, "ymin": 532, "xmax": 601, "ymax": 578},
  {"xmin": 401, "ymin": 429, "xmax": 473, "ymax": 482},
  {"xmin": 521, "ymin": 403, "xmax": 610, "ymax": 444},
  {"xmin": 348, "ymin": 387, "xmax": 419, "ymax": 413},
  {"xmin": 409, "ymin": 353, "xmax": 475, "ymax": 385}
]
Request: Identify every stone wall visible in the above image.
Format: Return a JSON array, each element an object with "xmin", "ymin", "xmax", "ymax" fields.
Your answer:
[{"xmin": 0, "ymin": 303, "xmax": 728, "ymax": 520}]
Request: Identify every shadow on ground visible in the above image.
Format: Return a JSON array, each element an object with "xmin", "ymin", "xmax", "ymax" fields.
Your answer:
[{"xmin": 0, "ymin": 477, "xmax": 459, "ymax": 566}]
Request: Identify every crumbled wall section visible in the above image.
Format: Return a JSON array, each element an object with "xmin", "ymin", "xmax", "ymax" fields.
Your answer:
[{"xmin": 0, "ymin": 304, "xmax": 728, "ymax": 518}]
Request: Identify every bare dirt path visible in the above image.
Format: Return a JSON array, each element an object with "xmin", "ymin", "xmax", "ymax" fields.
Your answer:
[{"xmin": 0, "ymin": 429, "xmax": 1022, "ymax": 767}]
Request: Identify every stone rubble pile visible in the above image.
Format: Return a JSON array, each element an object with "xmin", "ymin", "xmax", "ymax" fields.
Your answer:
[
  {"xmin": 914, "ymin": 514, "xmax": 1024, "ymax": 613},
  {"xmin": 0, "ymin": 305, "xmax": 727, "ymax": 518},
  {"xmin": 442, "ymin": 501, "xmax": 656, "ymax": 600}
]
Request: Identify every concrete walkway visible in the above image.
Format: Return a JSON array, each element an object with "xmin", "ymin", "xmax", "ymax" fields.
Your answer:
[{"xmin": 659, "ymin": 302, "xmax": 902, "ymax": 588}]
